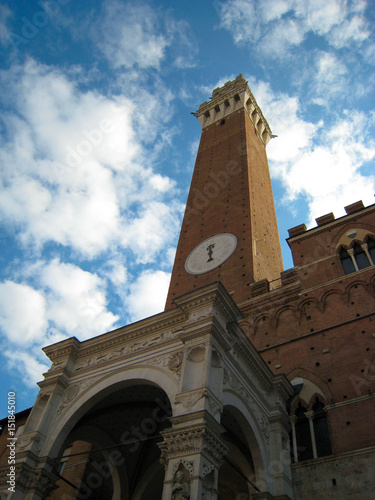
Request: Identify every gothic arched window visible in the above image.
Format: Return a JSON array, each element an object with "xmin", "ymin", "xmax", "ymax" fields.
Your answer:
[
  {"xmin": 313, "ymin": 399, "xmax": 332, "ymax": 458},
  {"xmin": 294, "ymin": 403, "xmax": 313, "ymax": 461},
  {"xmin": 339, "ymin": 247, "xmax": 356, "ymax": 274},
  {"xmin": 340, "ymin": 237, "xmax": 375, "ymax": 275},
  {"xmin": 290, "ymin": 398, "xmax": 332, "ymax": 463},
  {"xmin": 367, "ymin": 237, "xmax": 375, "ymax": 263}
]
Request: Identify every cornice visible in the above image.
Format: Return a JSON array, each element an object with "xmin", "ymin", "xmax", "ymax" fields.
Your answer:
[
  {"xmin": 43, "ymin": 305, "xmax": 186, "ymax": 362},
  {"xmin": 173, "ymin": 281, "xmax": 243, "ymax": 324}
]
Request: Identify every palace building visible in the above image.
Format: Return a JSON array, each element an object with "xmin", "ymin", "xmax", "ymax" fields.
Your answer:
[{"xmin": 1, "ymin": 74, "xmax": 374, "ymax": 499}]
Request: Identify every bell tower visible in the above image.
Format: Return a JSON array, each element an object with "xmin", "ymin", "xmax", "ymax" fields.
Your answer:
[{"xmin": 165, "ymin": 75, "xmax": 283, "ymax": 309}]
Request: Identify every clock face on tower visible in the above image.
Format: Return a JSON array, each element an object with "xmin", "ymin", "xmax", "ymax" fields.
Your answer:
[{"xmin": 185, "ymin": 233, "xmax": 237, "ymax": 275}]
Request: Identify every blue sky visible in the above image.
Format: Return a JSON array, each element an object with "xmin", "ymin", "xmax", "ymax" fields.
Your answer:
[{"xmin": 0, "ymin": 0, "xmax": 374, "ymax": 416}]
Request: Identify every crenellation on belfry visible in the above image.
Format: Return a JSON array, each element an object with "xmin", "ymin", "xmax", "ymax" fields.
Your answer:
[{"xmin": 193, "ymin": 74, "xmax": 273, "ymax": 146}]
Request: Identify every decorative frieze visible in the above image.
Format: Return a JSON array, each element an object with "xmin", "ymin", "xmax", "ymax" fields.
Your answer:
[
  {"xmin": 159, "ymin": 423, "xmax": 228, "ymax": 470},
  {"xmin": 74, "ymin": 330, "xmax": 178, "ymax": 371}
]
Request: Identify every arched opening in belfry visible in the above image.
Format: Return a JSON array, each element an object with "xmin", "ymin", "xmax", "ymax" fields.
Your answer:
[
  {"xmin": 47, "ymin": 383, "xmax": 172, "ymax": 500},
  {"xmin": 218, "ymin": 406, "xmax": 260, "ymax": 500}
]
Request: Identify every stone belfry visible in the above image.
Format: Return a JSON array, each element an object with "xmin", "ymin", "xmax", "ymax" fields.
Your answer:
[{"xmin": 165, "ymin": 75, "xmax": 283, "ymax": 309}]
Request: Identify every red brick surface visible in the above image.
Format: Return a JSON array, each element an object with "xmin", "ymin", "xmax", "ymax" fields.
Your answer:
[{"xmin": 165, "ymin": 108, "xmax": 283, "ymax": 309}]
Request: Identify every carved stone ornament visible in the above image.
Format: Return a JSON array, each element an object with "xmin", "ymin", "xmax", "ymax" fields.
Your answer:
[
  {"xmin": 17, "ymin": 432, "xmax": 42, "ymax": 453},
  {"xmin": 75, "ymin": 331, "xmax": 176, "ymax": 371},
  {"xmin": 187, "ymin": 345, "xmax": 206, "ymax": 362},
  {"xmin": 172, "ymin": 460, "xmax": 194, "ymax": 477},
  {"xmin": 167, "ymin": 351, "xmax": 184, "ymax": 372},
  {"xmin": 207, "ymin": 392, "xmax": 223, "ymax": 417},
  {"xmin": 48, "ymin": 359, "xmax": 66, "ymax": 372},
  {"xmin": 202, "ymin": 463, "xmax": 215, "ymax": 478},
  {"xmin": 13, "ymin": 463, "xmax": 58, "ymax": 498},
  {"xmin": 56, "ymin": 378, "xmax": 100, "ymax": 417},
  {"xmin": 171, "ymin": 469, "xmax": 190, "ymax": 499},
  {"xmin": 28, "ymin": 468, "xmax": 58, "ymax": 498},
  {"xmin": 223, "ymin": 368, "xmax": 270, "ymax": 446},
  {"xmin": 159, "ymin": 425, "xmax": 228, "ymax": 470},
  {"xmin": 175, "ymin": 389, "xmax": 205, "ymax": 409},
  {"xmin": 146, "ymin": 351, "xmax": 184, "ymax": 379}
]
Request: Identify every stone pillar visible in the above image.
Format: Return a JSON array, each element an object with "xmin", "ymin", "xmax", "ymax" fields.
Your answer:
[
  {"xmin": 347, "ymin": 248, "xmax": 359, "ymax": 271},
  {"xmin": 158, "ymin": 411, "xmax": 228, "ymax": 500},
  {"xmin": 305, "ymin": 411, "xmax": 317, "ymax": 459},
  {"xmin": 289, "ymin": 415, "xmax": 298, "ymax": 463},
  {"xmin": 361, "ymin": 242, "xmax": 373, "ymax": 265},
  {"xmin": 268, "ymin": 408, "xmax": 293, "ymax": 499},
  {"xmin": 11, "ymin": 459, "xmax": 58, "ymax": 500}
]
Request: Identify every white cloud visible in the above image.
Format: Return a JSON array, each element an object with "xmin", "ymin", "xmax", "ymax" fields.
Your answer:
[
  {"xmin": 103, "ymin": 259, "xmax": 128, "ymax": 288},
  {"xmin": 251, "ymin": 80, "xmax": 375, "ymax": 226},
  {"xmin": 219, "ymin": 0, "xmax": 372, "ymax": 58},
  {"xmin": 250, "ymin": 80, "xmax": 318, "ymax": 164},
  {"xmin": 39, "ymin": 259, "xmax": 119, "ymax": 340},
  {"xmin": 219, "ymin": 0, "xmax": 259, "ymax": 45},
  {"xmin": 97, "ymin": 1, "xmax": 168, "ymax": 69},
  {"xmin": 312, "ymin": 52, "xmax": 348, "ymax": 105},
  {"xmin": 93, "ymin": 0, "xmax": 198, "ymax": 71},
  {"xmin": 293, "ymin": 0, "xmax": 345, "ymax": 35},
  {"xmin": 0, "ymin": 259, "xmax": 119, "ymax": 348},
  {"xmin": 329, "ymin": 13, "xmax": 370, "ymax": 49},
  {"xmin": 4, "ymin": 350, "xmax": 49, "ymax": 388},
  {"xmin": 0, "ymin": 282, "xmax": 48, "ymax": 344},
  {"xmin": 122, "ymin": 201, "xmax": 183, "ymax": 264},
  {"xmin": 0, "ymin": 59, "xmax": 182, "ymax": 262},
  {"xmin": 126, "ymin": 270, "xmax": 171, "ymax": 322},
  {"xmin": 0, "ymin": 4, "xmax": 12, "ymax": 45},
  {"xmin": 0, "ymin": 60, "xmax": 137, "ymax": 256},
  {"xmin": 260, "ymin": 17, "xmax": 305, "ymax": 57}
]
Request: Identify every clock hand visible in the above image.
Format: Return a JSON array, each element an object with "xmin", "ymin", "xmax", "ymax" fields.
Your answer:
[{"xmin": 207, "ymin": 243, "xmax": 215, "ymax": 262}]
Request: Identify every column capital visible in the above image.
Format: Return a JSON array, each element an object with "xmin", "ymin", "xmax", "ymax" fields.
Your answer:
[
  {"xmin": 159, "ymin": 417, "xmax": 228, "ymax": 471},
  {"xmin": 12, "ymin": 461, "xmax": 58, "ymax": 498},
  {"xmin": 304, "ymin": 410, "xmax": 315, "ymax": 420},
  {"xmin": 289, "ymin": 415, "xmax": 298, "ymax": 426}
]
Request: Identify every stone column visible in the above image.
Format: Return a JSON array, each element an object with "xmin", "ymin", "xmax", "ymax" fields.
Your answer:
[
  {"xmin": 289, "ymin": 415, "xmax": 298, "ymax": 463},
  {"xmin": 268, "ymin": 408, "xmax": 293, "ymax": 499},
  {"xmin": 361, "ymin": 243, "xmax": 373, "ymax": 265},
  {"xmin": 11, "ymin": 459, "xmax": 58, "ymax": 500},
  {"xmin": 304, "ymin": 411, "xmax": 317, "ymax": 459},
  {"xmin": 158, "ymin": 411, "xmax": 228, "ymax": 500},
  {"xmin": 347, "ymin": 248, "xmax": 359, "ymax": 271}
]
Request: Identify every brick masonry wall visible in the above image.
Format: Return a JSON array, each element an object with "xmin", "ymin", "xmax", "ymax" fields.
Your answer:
[
  {"xmin": 239, "ymin": 245, "xmax": 375, "ymax": 455},
  {"xmin": 165, "ymin": 107, "xmax": 283, "ymax": 309}
]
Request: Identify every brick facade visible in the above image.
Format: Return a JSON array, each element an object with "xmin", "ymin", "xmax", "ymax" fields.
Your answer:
[
  {"xmin": 166, "ymin": 75, "xmax": 375, "ymax": 498},
  {"xmin": 1, "ymin": 75, "xmax": 374, "ymax": 499}
]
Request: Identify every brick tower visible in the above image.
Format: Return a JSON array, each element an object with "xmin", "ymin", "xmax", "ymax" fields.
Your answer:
[{"xmin": 165, "ymin": 75, "xmax": 283, "ymax": 309}]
